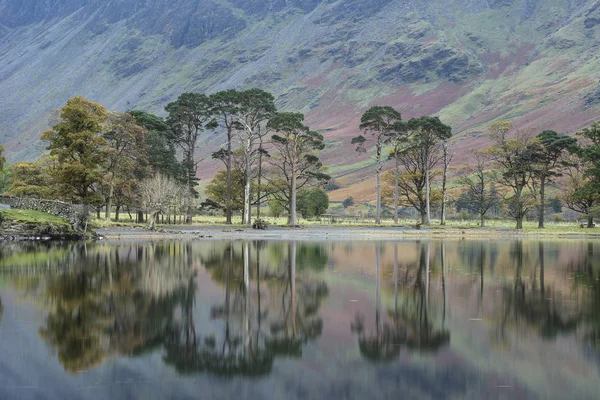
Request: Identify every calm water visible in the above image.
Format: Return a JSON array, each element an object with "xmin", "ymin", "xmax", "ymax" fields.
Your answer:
[{"xmin": 1, "ymin": 239, "xmax": 600, "ymax": 399}]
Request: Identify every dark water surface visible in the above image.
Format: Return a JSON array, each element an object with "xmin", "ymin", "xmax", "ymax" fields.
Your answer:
[{"xmin": 1, "ymin": 239, "xmax": 600, "ymax": 399}]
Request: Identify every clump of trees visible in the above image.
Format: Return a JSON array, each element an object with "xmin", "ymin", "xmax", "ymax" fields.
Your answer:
[
  {"xmin": 4, "ymin": 91, "xmax": 600, "ymax": 230},
  {"xmin": 1, "ymin": 89, "xmax": 330, "ymax": 228},
  {"xmin": 356, "ymin": 110, "xmax": 599, "ymax": 229}
]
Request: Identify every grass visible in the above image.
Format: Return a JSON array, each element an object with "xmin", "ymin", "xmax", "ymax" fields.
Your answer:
[{"xmin": 0, "ymin": 209, "xmax": 70, "ymax": 226}]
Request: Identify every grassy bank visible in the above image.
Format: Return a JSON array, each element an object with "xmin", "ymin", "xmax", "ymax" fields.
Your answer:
[{"xmin": 0, "ymin": 209, "xmax": 71, "ymax": 226}]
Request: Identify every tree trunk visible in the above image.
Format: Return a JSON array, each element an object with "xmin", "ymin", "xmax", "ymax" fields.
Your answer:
[
  {"xmin": 105, "ymin": 183, "xmax": 113, "ymax": 221},
  {"xmin": 588, "ymin": 215, "xmax": 594, "ymax": 228},
  {"xmin": 441, "ymin": 168, "xmax": 447, "ymax": 226},
  {"xmin": 256, "ymin": 144, "xmax": 263, "ymax": 220},
  {"xmin": 147, "ymin": 211, "xmax": 158, "ymax": 230},
  {"xmin": 226, "ymin": 131, "xmax": 233, "ymax": 224},
  {"xmin": 375, "ymin": 146, "xmax": 382, "ymax": 225},
  {"xmin": 393, "ymin": 158, "xmax": 399, "ymax": 224},
  {"xmin": 115, "ymin": 205, "xmax": 120, "ymax": 222},
  {"xmin": 244, "ymin": 145, "xmax": 252, "ymax": 225},
  {"xmin": 538, "ymin": 177, "xmax": 545, "ymax": 229},
  {"xmin": 137, "ymin": 210, "xmax": 144, "ymax": 223},
  {"xmin": 480, "ymin": 212, "xmax": 485, "ymax": 227},
  {"xmin": 425, "ymin": 167, "xmax": 431, "ymax": 225},
  {"xmin": 290, "ymin": 167, "xmax": 297, "ymax": 226},
  {"xmin": 421, "ymin": 212, "xmax": 427, "ymax": 225},
  {"xmin": 516, "ymin": 216, "xmax": 523, "ymax": 229}
]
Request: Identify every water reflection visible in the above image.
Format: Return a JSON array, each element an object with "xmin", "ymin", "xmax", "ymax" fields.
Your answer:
[
  {"xmin": 351, "ymin": 242, "xmax": 450, "ymax": 362},
  {"xmin": 1, "ymin": 239, "xmax": 600, "ymax": 398}
]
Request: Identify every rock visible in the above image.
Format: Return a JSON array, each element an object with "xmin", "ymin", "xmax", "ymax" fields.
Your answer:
[{"xmin": 585, "ymin": 17, "xmax": 600, "ymax": 28}]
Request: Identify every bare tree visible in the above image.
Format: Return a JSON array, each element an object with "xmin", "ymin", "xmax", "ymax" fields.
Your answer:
[
  {"xmin": 485, "ymin": 122, "xmax": 537, "ymax": 229},
  {"xmin": 458, "ymin": 152, "xmax": 498, "ymax": 227},
  {"xmin": 139, "ymin": 174, "xmax": 188, "ymax": 230}
]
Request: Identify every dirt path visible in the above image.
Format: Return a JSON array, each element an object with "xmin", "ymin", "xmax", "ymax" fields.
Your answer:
[{"xmin": 95, "ymin": 225, "xmax": 600, "ymax": 241}]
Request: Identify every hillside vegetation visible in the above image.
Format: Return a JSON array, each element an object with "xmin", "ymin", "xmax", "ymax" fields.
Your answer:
[{"xmin": 2, "ymin": 0, "xmax": 600, "ymax": 195}]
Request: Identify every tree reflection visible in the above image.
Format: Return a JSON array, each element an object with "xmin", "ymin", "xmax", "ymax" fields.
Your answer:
[
  {"xmin": 496, "ymin": 241, "xmax": 579, "ymax": 344},
  {"xmin": 352, "ymin": 241, "xmax": 449, "ymax": 362},
  {"xmin": 163, "ymin": 240, "xmax": 328, "ymax": 376},
  {"xmin": 38, "ymin": 243, "xmax": 195, "ymax": 373},
  {"xmin": 573, "ymin": 242, "xmax": 600, "ymax": 351}
]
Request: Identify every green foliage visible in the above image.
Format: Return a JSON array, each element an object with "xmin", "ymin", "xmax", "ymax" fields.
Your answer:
[
  {"xmin": 129, "ymin": 110, "xmax": 182, "ymax": 179},
  {"xmin": 0, "ymin": 144, "xmax": 5, "ymax": 172},
  {"xmin": 206, "ymin": 168, "xmax": 246, "ymax": 213},
  {"xmin": 268, "ymin": 198, "xmax": 284, "ymax": 218},
  {"xmin": 0, "ymin": 145, "xmax": 8, "ymax": 193},
  {"xmin": 354, "ymin": 106, "xmax": 405, "ymax": 154},
  {"xmin": 6, "ymin": 159, "xmax": 55, "ymax": 198},
  {"xmin": 297, "ymin": 188, "xmax": 329, "ymax": 218},
  {"xmin": 165, "ymin": 92, "xmax": 214, "ymax": 197},
  {"xmin": 40, "ymin": 96, "xmax": 109, "ymax": 204},
  {"xmin": 577, "ymin": 121, "xmax": 600, "ymax": 183}
]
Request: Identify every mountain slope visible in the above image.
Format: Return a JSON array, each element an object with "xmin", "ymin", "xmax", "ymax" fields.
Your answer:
[{"xmin": 1, "ymin": 0, "xmax": 600, "ymax": 197}]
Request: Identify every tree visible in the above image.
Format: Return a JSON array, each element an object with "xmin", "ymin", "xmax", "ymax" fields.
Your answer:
[
  {"xmin": 139, "ymin": 174, "xmax": 188, "ymax": 230},
  {"xmin": 458, "ymin": 152, "xmax": 498, "ymax": 227},
  {"xmin": 205, "ymin": 168, "xmax": 246, "ymax": 214},
  {"xmin": 0, "ymin": 144, "xmax": 5, "ymax": 171},
  {"xmin": 406, "ymin": 116, "xmax": 452, "ymax": 225},
  {"xmin": 383, "ymin": 167, "xmax": 442, "ymax": 224},
  {"xmin": 6, "ymin": 158, "xmax": 55, "ymax": 198},
  {"xmin": 102, "ymin": 112, "xmax": 148, "ymax": 221},
  {"xmin": 267, "ymin": 112, "xmax": 329, "ymax": 226},
  {"xmin": 40, "ymin": 96, "xmax": 109, "ymax": 205},
  {"xmin": 485, "ymin": 122, "xmax": 537, "ymax": 229},
  {"xmin": 530, "ymin": 130, "xmax": 577, "ymax": 228},
  {"xmin": 352, "ymin": 106, "xmax": 404, "ymax": 224},
  {"xmin": 166, "ymin": 93, "xmax": 213, "ymax": 222},
  {"xmin": 210, "ymin": 90, "xmax": 243, "ymax": 224},
  {"xmin": 297, "ymin": 188, "xmax": 329, "ymax": 218},
  {"xmin": 235, "ymin": 89, "xmax": 277, "ymax": 224},
  {"xmin": 577, "ymin": 121, "xmax": 600, "ymax": 180},
  {"xmin": 0, "ymin": 144, "xmax": 9, "ymax": 193},
  {"xmin": 562, "ymin": 155, "xmax": 600, "ymax": 227},
  {"xmin": 387, "ymin": 124, "xmax": 410, "ymax": 224},
  {"xmin": 129, "ymin": 110, "xmax": 181, "ymax": 179}
]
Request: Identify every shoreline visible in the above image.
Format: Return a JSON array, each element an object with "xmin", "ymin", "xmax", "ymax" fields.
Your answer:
[{"xmin": 95, "ymin": 225, "xmax": 600, "ymax": 241}]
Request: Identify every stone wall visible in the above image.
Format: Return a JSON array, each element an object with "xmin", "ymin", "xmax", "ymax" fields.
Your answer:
[{"xmin": 0, "ymin": 195, "xmax": 87, "ymax": 229}]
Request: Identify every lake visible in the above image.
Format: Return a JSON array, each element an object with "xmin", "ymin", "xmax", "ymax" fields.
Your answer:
[{"xmin": 0, "ymin": 239, "xmax": 599, "ymax": 399}]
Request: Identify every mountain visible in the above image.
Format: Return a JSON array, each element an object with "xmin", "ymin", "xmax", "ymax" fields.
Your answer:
[{"xmin": 2, "ymin": 0, "xmax": 600, "ymax": 200}]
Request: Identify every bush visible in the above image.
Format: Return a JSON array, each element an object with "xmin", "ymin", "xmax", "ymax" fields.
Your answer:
[
  {"xmin": 325, "ymin": 179, "xmax": 340, "ymax": 191},
  {"xmin": 297, "ymin": 188, "xmax": 329, "ymax": 218},
  {"xmin": 268, "ymin": 199, "xmax": 284, "ymax": 218},
  {"xmin": 343, "ymin": 196, "xmax": 354, "ymax": 208}
]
